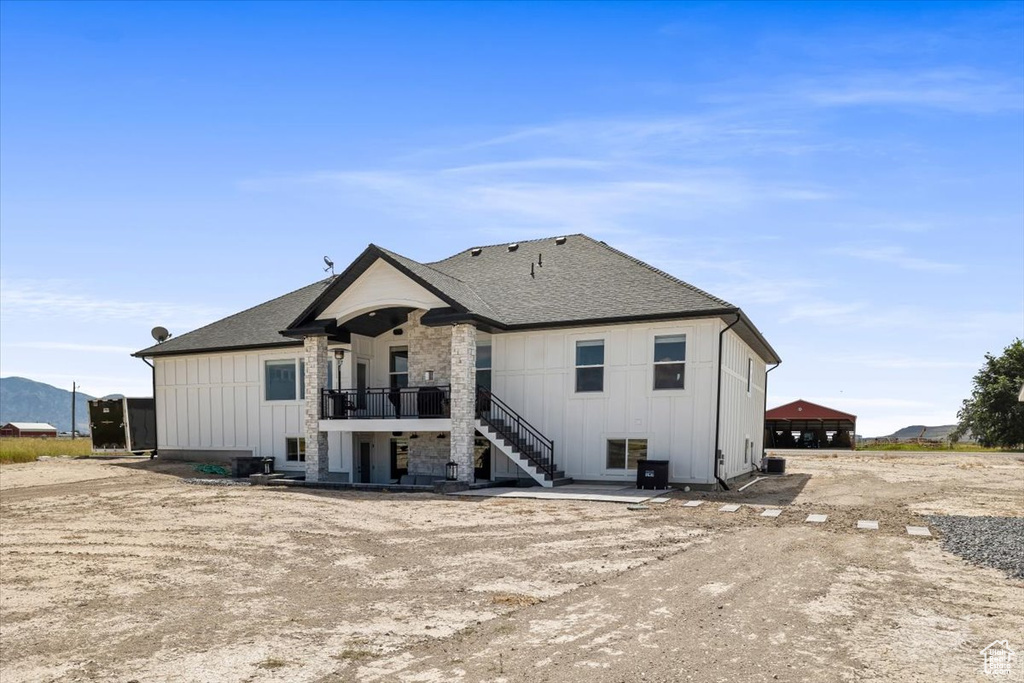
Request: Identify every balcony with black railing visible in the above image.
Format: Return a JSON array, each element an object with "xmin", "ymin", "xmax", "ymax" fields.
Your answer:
[{"xmin": 321, "ymin": 385, "xmax": 451, "ymax": 420}]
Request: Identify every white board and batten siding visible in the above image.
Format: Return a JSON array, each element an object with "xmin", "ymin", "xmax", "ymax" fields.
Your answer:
[
  {"xmin": 490, "ymin": 318, "xmax": 726, "ymax": 485},
  {"xmin": 154, "ymin": 349, "xmax": 349, "ymax": 473},
  {"xmin": 717, "ymin": 329, "xmax": 767, "ymax": 480}
]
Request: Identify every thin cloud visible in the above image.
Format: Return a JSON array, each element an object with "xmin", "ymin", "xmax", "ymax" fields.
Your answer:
[
  {"xmin": 5, "ymin": 342, "xmax": 138, "ymax": 354},
  {"xmin": 798, "ymin": 69, "xmax": 1023, "ymax": 114},
  {"xmin": 0, "ymin": 279, "xmax": 226, "ymax": 328},
  {"xmin": 837, "ymin": 355, "xmax": 978, "ymax": 370},
  {"xmin": 262, "ymin": 165, "xmax": 832, "ymax": 236},
  {"xmin": 828, "ymin": 244, "xmax": 962, "ymax": 272}
]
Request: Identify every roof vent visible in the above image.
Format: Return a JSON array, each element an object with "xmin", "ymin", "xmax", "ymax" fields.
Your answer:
[
  {"xmin": 470, "ymin": 247, "xmax": 482, "ymax": 256},
  {"xmin": 507, "ymin": 243, "xmax": 519, "ymax": 252},
  {"xmin": 554, "ymin": 236, "xmax": 567, "ymax": 245}
]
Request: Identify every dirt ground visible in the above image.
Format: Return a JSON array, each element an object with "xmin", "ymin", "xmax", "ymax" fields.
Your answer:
[{"xmin": 1, "ymin": 451, "xmax": 1021, "ymax": 682}]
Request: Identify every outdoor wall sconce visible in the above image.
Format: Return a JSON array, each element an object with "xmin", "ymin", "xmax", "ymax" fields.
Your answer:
[
  {"xmin": 436, "ymin": 432, "xmax": 445, "ymax": 439},
  {"xmin": 410, "ymin": 433, "xmax": 420, "ymax": 439},
  {"xmin": 424, "ymin": 370, "xmax": 435, "ymax": 381},
  {"xmin": 446, "ymin": 461, "xmax": 458, "ymax": 481}
]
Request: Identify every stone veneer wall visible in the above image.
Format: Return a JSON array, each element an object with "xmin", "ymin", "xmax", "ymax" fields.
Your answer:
[
  {"xmin": 407, "ymin": 434, "xmax": 451, "ymax": 477},
  {"xmin": 303, "ymin": 334, "xmax": 329, "ymax": 482},
  {"xmin": 405, "ymin": 310, "xmax": 452, "ymax": 387},
  {"xmin": 449, "ymin": 323, "xmax": 477, "ymax": 482}
]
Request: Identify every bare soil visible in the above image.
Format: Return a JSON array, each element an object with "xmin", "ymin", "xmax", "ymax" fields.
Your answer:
[{"xmin": 1, "ymin": 451, "xmax": 1021, "ymax": 682}]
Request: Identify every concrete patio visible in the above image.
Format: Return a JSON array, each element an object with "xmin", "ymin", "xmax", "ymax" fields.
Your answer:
[{"xmin": 448, "ymin": 483, "xmax": 674, "ymax": 504}]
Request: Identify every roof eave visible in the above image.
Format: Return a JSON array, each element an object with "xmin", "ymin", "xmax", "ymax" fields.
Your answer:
[
  {"xmin": 286, "ymin": 245, "xmax": 474, "ymax": 330},
  {"xmin": 132, "ymin": 340, "xmax": 303, "ymax": 359}
]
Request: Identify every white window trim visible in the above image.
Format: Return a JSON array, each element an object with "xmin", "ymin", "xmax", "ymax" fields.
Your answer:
[
  {"xmin": 650, "ymin": 332, "xmax": 688, "ymax": 394},
  {"xmin": 603, "ymin": 436, "xmax": 649, "ymax": 473},
  {"xmin": 263, "ymin": 357, "xmax": 301, "ymax": 403},
  {"xmin": 389, "ymin": 345, "xmax": 409, "ymax": 388},
  {"xmin": 283, "ymin": 435, "xmax": 306, "ymax": 467},
  {"xmin": 262, "ymin": 356, "xmax": 333, "ymax": 404},
  {"xmin": 573, "ymin": 338, "xmax": 606, "ymax": 395}
]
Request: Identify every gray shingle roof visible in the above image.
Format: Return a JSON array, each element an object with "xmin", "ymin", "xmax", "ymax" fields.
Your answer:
[
  {"xmin": 424, "ymin": 234, "xmax": 733, "ymax": 327},
  {"xmin": 377, "ymin": 247, "xmax": 503, "ymax": 323},
  {"xmin": 135, "ymin": 234, "xmax": 779, "ymax": 363},
  {"xmin": 134, "ymin": 278, "xmax": 334, "ymax": 358}
]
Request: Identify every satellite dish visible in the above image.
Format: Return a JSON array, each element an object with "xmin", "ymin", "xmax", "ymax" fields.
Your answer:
[
  {"xmin": 323, "ymin": 255, "xmax": 335, "ymax": 275},
  {"xmin": 151, "ymin": 326, "xmax": 171, "ymax": 343}
]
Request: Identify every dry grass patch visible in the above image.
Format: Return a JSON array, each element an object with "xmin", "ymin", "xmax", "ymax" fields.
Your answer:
[
  {"xmin": 0, "ymin": 437, "xmax": 96, "ymax": 463},
  {"xmin": 491, "ymin": 593, "xmax": 542, "ymax": 607},
  {"xmin": 256, "ymin": 657, "xmax": 288, "ymax": 670}
]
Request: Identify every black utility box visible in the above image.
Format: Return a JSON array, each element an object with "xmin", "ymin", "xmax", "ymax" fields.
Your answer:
[
  {"xmin": 764, "ymin": 457, "xmax": 786, "ymax": 474},
  {"xmin": 232, "ymin": 457, "xmax": 269, "ymax": 478},
  {"xmin": 636, "ymin": 459, "xmax": 670, "ymax": 490}
]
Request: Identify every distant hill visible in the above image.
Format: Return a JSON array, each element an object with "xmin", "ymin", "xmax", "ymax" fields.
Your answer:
[
  {"xmin": 866, "ymin": 424, "xmax": 970, "ymax": 442},
  {"xmin": 0, "ymin": 377, "xmax": 117, "ymax": 433}
]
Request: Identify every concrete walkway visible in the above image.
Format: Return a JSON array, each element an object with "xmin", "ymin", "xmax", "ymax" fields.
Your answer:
[{"xmin": 449, "ymin": 483, "xmax": 673, "ymax": 504}]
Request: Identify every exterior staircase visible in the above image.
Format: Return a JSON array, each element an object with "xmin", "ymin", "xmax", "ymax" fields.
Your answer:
[{"xmin": 475, "ymin": 387, "xmax": 572, "ymax": 488}]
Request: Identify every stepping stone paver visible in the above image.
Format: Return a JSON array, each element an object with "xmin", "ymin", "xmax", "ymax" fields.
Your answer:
[
  {"xmin": 805, "ymin": 514, "xmax": 828, "ymax": 523},
  {"xmin": 719, "ymin": 504, "xmax": 741, "ymax": 512},
  {"xmin": 683, "ymin": 500, "xmax": 703, "ymax": 507},
  {"xmin": 761, "ymin": 509, "xmax": 782, "ymax": 518},
  {"xmin": 857, "ymin": 520, "xmax": 879, "ymax": 530},
  {"xmin": 906, "ymin": 526, "xmax": 932, "ymax": 537}
]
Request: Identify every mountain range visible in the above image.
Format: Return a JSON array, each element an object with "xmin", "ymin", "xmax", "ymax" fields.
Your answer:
[{"xmin": 0, "ymin": 377, "xmax": 123, "ymax": 433}]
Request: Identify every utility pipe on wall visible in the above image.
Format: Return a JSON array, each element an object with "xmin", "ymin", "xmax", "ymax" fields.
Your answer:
[
  {"xmin": 140, "ymin": 357, "xmax": 157, "ymax": 458},
  {"xmin": 757, "ymin": 360, "xmax": 781, "ymax": 471},
  {"xmin": 713, "ymin": 313, "xmax": 741, "ymax": 491}
]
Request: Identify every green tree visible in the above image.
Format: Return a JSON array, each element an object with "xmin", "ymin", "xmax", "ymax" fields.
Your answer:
[{"xmin": 952, "ymin": 339, "xmax": 1024, "ymax": 449}]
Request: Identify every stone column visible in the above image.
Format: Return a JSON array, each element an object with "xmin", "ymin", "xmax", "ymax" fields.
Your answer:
[
  {"xmin": 303, "ymin": 334, "xmax": 329, "ymax": 483},
  {"xmin": 449, "ymin": 323, "xmax": 476, "ymax": 483}
]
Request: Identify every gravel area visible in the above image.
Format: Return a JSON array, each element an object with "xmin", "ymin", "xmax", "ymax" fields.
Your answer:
[
  {"xmin": 180, "ymin": 478, "xmax": 251, "ymax": 486},
  {"xmin": 926, "ymin": 515, "xmax": 1024, "ymax": 579}
]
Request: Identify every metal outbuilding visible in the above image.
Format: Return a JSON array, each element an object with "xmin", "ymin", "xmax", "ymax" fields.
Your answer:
[
  {"xmin": 764, "ymin": 400, "xmax": 856, "ymax": 450},
  {"xmin": 0, "ymin": 422, "xmax": 59, "ymax": 438}
]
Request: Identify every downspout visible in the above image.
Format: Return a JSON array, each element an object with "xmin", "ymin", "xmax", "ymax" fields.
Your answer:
[
  {"xmin": 757, "ymin": 360, "xmax": 781, "ymax": 472},
  {"xmin": 140, "ymin": 357, "xmax": 157, "ymax": 458},
  {"xmin": 714, "ymin": 313, "xmax": 741, "ymax": 490}
]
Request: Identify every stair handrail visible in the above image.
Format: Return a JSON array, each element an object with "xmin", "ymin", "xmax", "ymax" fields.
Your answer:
[{"xmin": 476, "ymin": 386, "xmax": 555, "ymax": 477}]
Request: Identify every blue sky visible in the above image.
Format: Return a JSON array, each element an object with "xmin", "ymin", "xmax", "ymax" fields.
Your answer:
[{"xmin": 1, "ymin": 1, "xmax": 1021, "ymax": 436}]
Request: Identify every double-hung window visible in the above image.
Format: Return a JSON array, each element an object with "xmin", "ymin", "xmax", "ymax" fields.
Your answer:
[
  {"xmin": 477, "ymin": 343, "xmax": 492, "ymax": 389},
  {"xmin": 607, "ymin": 438, "xmax": 647, "ymax": 470},
  {"xmin": 389, "ymin": 347, "xmax": 409, "ymax": 388},
  {"xmin": 575, "ymin": 340, "xmax": 604, "ymax": 393},
  {"xmin": 653, "ymin": 335, "xmax": 686, "ymax": 390}
]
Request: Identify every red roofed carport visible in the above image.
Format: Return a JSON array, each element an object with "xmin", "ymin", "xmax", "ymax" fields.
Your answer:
[{"xmin": 765, "ymin": 400, "xmax": 856, "ymax": 450}]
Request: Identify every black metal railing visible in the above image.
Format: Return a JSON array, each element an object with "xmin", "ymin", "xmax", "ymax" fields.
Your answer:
[
  {"xmin": 321, "ymin": 385, "xmax": 450, "ymax": 420},
  {"xmin": 475, "ymin": 386, "xmax": 556, "ymax": 478}
]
